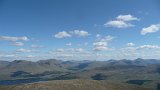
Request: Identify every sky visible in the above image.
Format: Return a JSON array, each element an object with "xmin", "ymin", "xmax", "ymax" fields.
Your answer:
[{"xmin": 0, "ymin": 0, "xmax": 160, "ymax": 61}]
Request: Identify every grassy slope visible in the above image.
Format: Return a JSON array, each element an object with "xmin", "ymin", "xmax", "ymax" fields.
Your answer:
[{"xmin": 0, "ymin": 80, "xmax": 152, "ymax": 90}]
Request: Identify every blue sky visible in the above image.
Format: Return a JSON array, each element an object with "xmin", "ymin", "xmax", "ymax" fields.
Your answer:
[{"xmin": 0, "ymin": 0, "xmax": 160, "ymax": 61}]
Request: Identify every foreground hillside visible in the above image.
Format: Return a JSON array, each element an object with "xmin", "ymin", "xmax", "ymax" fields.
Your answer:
[{"xmin": 0, "ymin": 80, "xmax": 152, "ymax": 90}]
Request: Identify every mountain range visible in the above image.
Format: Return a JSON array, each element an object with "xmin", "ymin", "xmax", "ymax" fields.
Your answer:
[{"xmin": 0, "ymin": 58, "xmax": 160, "ymax": 90}]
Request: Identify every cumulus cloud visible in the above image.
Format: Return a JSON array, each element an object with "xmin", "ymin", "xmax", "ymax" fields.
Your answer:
[
  {"xmin": 75, "ymin": 48, "xmax": 84, "ymax": 52},
  {"xmin": 54, "ymin": 30, "xmax": 90, "ymax": 38},
  {"xmin": 124, "ymin": 44, "xmax": 160, "ymax": 50},
  {"xmin": 0, "ymin": 54, "xmax": 17, "ymax": 58},
  {"xmin": 26, "ymin": 55, "xmax": 34, "ymax": 58},
  {"xmin": 104, "ymin": 14, "xmax": 139, "ymax": 28},
  {"xmin": 93, "ymin": 46, "xmax": 109, "ymax": 51},
  {"xmin": 12, "ymin": 42, "xmax": 24, "ymax": 46},
  {"xmin": 93, "ymin": 35, "xmax": 115, "ymax": 51},
  {"xmin": 117, "ymin": 44, "xmax": 160, "ymax": 59},
  {"xmin": 96, "ymin": 34, "xmax": 101, "ymax": 38},
  {"xmin": 66, "ymin": 42, "xmax": 72, "ymax": 46},
  {"xmin": 0, "ymin": 36, "xmax": 29, "ymax": 41},
  {"xmin": 105, "ymin": 20, "xmax": 134, "ymax": 28},
  {"xmin": 116, "ymin": 14, "xmax": 139, "ymax": 21},
  {"xmin": 56, "ymin": 54, "xmax": 74, "ymax": 58},
  {"xmin": 48, "ymin": 48, "xmax": 89, "ymax": 60},
  {"xmin": 56, "ymin": 48, "xmax": 65, "ymax": 52},
  {"xmin": 141, "ymin": 24, "xmax": 160, "ymax": 35},
  {"xmin": 70, "ymin": 30, "xmax": 90, "ymax": 37},
  {"xmin": 54, "ymin": 31, "xmax": 72, "ymax": 38},
  {"xmin": 16, "ymin": 48, "xmax": 32, "ymax": 53},
  {"xmin": 137, "ymin": 45, "xmax": 160, "ymax": 49},
  {"xmin": 51, "ymin": 48, "xmax": 113, "ymax": 60},
  {"xmin": 55, "ymin": 48, "xmax": 84, "ymax": 53},
  {"xmin": 119, "ymin": 47, "xmax": 138, "ymax": 59},
  {"xmin": 127, "ymin": 42, "xmax": 135, "ymax": 47},
  {"xmin": 31, "ymin": 45, "xmax": 43, "ymax": 48}
]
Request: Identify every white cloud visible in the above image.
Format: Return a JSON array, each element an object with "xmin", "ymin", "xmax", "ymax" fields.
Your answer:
[
  {"xmin": 55, "ymin": 48, "xmax": 84, "ymax": 53},
  {"xmin": 96, "ymin": 34, "xmax": 101, "ymax": 38},
  {"xmin": 116, "ymin": 14, "xmax": 139, "ymax": 21},
  {"xmin": 50, "ymin": 48, "xmax": 114, "ymax": 60},
  {"xmin": 137, "ymin": 45, "xmax": 160, "ymax": 49},
  {"xmin": 0, "ymin": 54, "xmax": 17, "ymax": 58},
  {"xmin": 31, "ymin": 45, "xmax": 43, "ymax": 48},
  {"xmin": 0, "ymin": 36, "xmax": 29, "ymax": 41},
  {"xmin": 54, "ymin": 30, "xmax": 90, "ymax": 38},
  {"xmin": 57, "ymin": 54, "xmax": 74, "ymax": 58},
  {"xmin": 119, "ymin": 47, "xmax": 138, "ymax": 59},
  {"xmin": 70, "ymin": 30, "xmax": 90, "ymax": 37},
  {"xmin": 123, "ymin": 44, "xmax": 160, "ymax": 51},
  {"xmin": 12, "ymin": 42, "xmax": 24, "ymax": 46},
  {"xmin": 93, "ymin": 42, "xmax": 107, "ymax": 47},
  {"xmin": 141, "ymin": 24, "xmax": 160, "ymax": 35},
  {"xmin": 127, "ymin": 42, "xmax": 135, "ymax": 47},
  {"xmin": 105, "ymin": 20, "xmax": 134, "ymax": 28},
  {"xmin": 66, "ymin": 42, "xmax": 72, "ymax": 46},
  {"xmin": 26, "ymin": 55, "xmax": 34, "ymax": 58},
  {"xmin": 75, "ymin": 48, "xmax": 84, "ymax": 52},
  {"xmin": 56, "ymin": 48, "xmax": 65, "ymax": 52},
  {"xmin": 98, "ymin": 35, "xmax": 115, "ymax": 41},
  {"xmin": 16, "ymin": 48, "xmax": 32, "ymax": 53},
  {"xmin": 93, "ymin": 41, "xmax": 110, "ymax": 51},
  {"xmin": 54, "ymin": 31, "xmax": 71, "ymax": 38},
  {"xmin": 93, "ymin": 35, "xmax": 115, "ymax": 51},
  {"xmin": 93, "ymin": 46, "xmax": 109, "ymax": 51},
  {"xmin": 104, "ymin": 14, "xmax": 139, "ymax": 28},
  {"xmin": 117, "ymin": 44, "xmax": 160, "ymax": 59},
  {"xmin": 49, "ymin": 48, "xmax": 90, "ymax": 60}
]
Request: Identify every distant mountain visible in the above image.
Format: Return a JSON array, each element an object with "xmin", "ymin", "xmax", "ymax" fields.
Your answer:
[
  {"xmin": 0, "ymin": 58, "xmax": 160, "ymax": 76},
  {"xmin": 0, "ymin": 61, "xmax": 9, "ymax": 68},
  {"xmin": 0, "ymin": 58, "xmax": 159, "ymax": 72}
]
